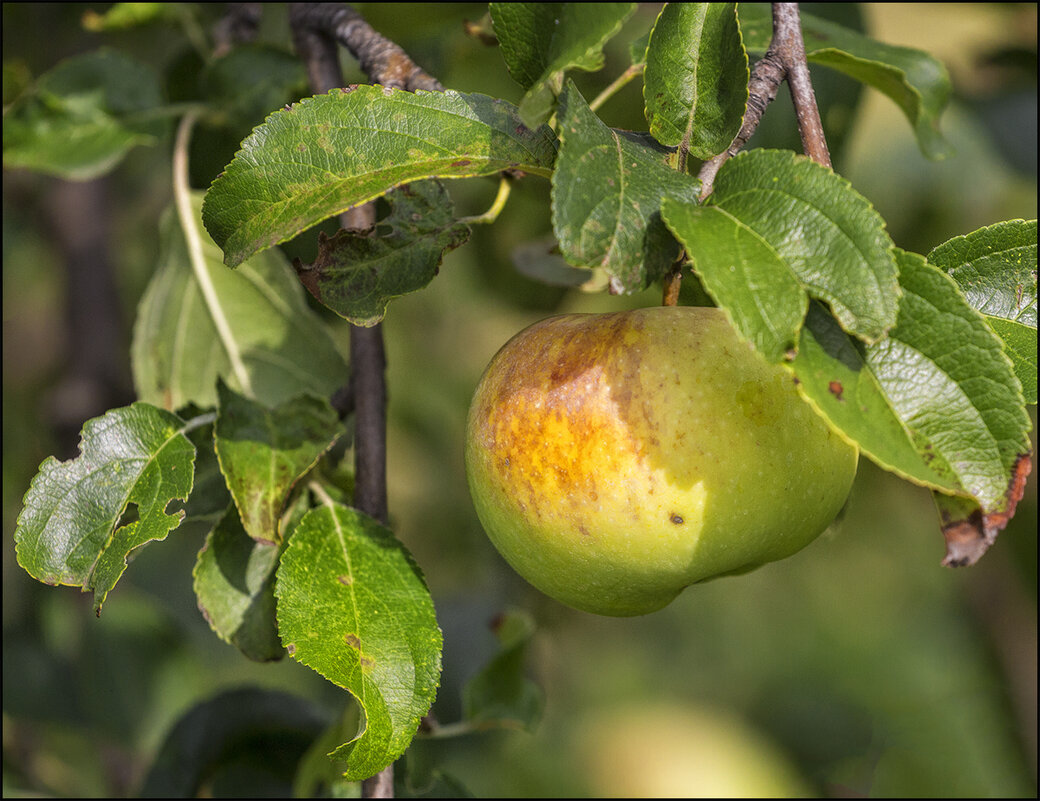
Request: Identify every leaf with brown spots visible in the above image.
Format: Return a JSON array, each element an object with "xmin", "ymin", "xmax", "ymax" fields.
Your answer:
[
  {"xmin": 274, "ymin": 502, "xmax": 441, "ymax": 781},
  {"xmin": 202, "ymin": 86, "xmax": 557, "ymax": 267},
  {"xmin": 791, "ymin": 251, "xmax": 1033, "ymax": 562}
]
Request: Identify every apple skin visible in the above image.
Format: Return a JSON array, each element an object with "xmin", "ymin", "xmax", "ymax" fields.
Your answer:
[{"xmin": 465, "ymin": 306, "xmax": 858, "ymax": 616}]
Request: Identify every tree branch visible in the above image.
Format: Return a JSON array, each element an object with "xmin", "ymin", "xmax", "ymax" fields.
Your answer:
[
  {"xmin": 290, "ymin": 2, "xmax": 442, "ymax": 91},
  {"xmin": 289, "ymin": 5, "xmax": 391, "ymax": 533},
  {"xmin": 288, "ymin": 5, "xmax": 445, "ymax": 797},
  {"xmin": 212, "ymin": 3, "xmax": 262, "ymax": 58},
  {"xmin": 697, "ymin": 2, "xmax": 830, "ymax": 198},
  {"xmin": 771, "ymin": 3, "xmax": 831, "ymax": 167}
]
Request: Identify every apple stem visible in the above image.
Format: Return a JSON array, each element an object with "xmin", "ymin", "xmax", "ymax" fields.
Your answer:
[
  {"xmin": 698, "ymin": 2, "xmax": 831, "ymax": 200},
  {"xmin": 662, "ymin": 263, "xmax": 683, "ymax": 306}
]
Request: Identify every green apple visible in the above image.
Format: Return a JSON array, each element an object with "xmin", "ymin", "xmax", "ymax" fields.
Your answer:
[{"xmin": 465, "ymin": 306, "xmax": 857, "ymax": 616}]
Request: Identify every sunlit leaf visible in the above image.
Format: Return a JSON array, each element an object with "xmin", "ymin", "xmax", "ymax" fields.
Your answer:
[
  {"xmin": 202, "ymin": 86, "xmax": 557, "ymax": 267},
  {"xmin": 692, "ymin": 149, "xmax": 899, "ymax": 343},
  {"xmin": 81, "ymin": 3, "xmax": 178, "ymax": 31},
  {"xmin": 643, "ymin": 2, "xmax": 748, "ymax": 160},
  {"xmin": 928, "ymin": 219, "xmax": 1037, "ymax": 403},
  {"xmin": 14, "ymin": 403, "xmax": 195, "ymax": 612},
  {"xmin": 662, "ymin": 202, "xmax": 805, "ymax": 362},
  {"xmin": 275, "ymin": 502, "xmax": 442, "ymax": 781},
  {"xmin": 553, "ymin": 83, "xmax": 701, "ymax": 293},
  {"xmin": 791, "ymin": 252, "xmax": 1032, "ymax": 536}
]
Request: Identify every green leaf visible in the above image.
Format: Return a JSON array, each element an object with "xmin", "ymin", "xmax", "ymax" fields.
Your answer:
[
  {"xmin": 662, "ymin": 202, "xmax": 805, "ymax": 363},
  {"xmin": 984, "ymin": 318, "xmax": 1037, "ymax": 406},
  {"xmin": 643, "ymin": 3, "xmax": 748, "ymax": 160},
  {"xmin": 193, "ymin": 506, "xmax": 284, "ymax": 661},
  {"xmin": 215, "ymin": 381, "xmax": 341, "ymax": 544},
  {"xmin": 791, "ymin": 302, "xmax": 960, "ymax": 493},
  {"xmin": 490, "ymin": 2, "xmax": 636, "ymax": 128},
  {"xmin": 275, "ymin": 502, "xmax": 442, "ymax": 781},
  {"xmin": 738, "ymin": 4, "xmax": 953, "ymax": 159},
  {"xmin": 202, "ymin": 86, "xmax": 558, "ymax": 267},
  {"xmin": 140, "ymin": 688, "xmax": 329, "ymax": 797},
  {"xmin": 81, "ymin": 3, "xmax": 178, "ymax": 31},
  {"xmin": 14, "ymin": 403, "xmax": 195, "ymax": 612},
  {"xmin": 293, "ymin": 181, "xmax": 470, "ymax": 326},
  {"xmin": 864, "ymin": 251, "xmax": 1031, "ymax": 513},
  {"xmin": 701, "ymin": 149, "xmax": 899, "ymax": 342},
  {"xmin": 202, "ymin": 44, "xmax": 309, "ymax": 132},
  {"xmin": 791, "ymin": 251, "xmax": 1032, "ymax": 519},
  {"xmin": 931, "ymin": 219, "xmax": 1037, "ymax": 323},
  {"xmin": 463, "ymin": 609, "xmax": 543, "ymax": 733},
  {"xmin": 2, "ymin": 48, "xmax": 164, "ymax": 180},
  {"xmin": 928, "ymin": 219, "xmax": 1037, "ymax": 404},
  {"xmin": 131, "ymin": 192, "xmax": 348, "ymax": 411},
  {"xmin": 552, "ymin": 83, "xmax": 701, "ymax": 293}
]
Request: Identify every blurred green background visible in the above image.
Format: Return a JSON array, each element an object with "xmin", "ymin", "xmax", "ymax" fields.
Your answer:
[{"xmin": 3, "ymin": 3, "xmax": 1036, "ymax": 797}]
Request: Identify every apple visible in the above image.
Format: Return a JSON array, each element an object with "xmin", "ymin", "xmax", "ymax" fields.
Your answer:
[{"xmin": 465, "ymin": 306, "xmax": 857, "ymax": 616}]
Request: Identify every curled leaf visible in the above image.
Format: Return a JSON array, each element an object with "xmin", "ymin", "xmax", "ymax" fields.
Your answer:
[{"xmin": 275, "ymin": 503, "xmax": 441, "ymax": 781}]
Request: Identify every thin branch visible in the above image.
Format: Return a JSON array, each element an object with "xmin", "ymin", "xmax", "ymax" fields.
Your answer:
[
  {"xmin": 697, "ymin": 2, "xmax": 830, "ymax": 198},
  {"xmin": 771, "ymin": 4, "xmax": 831, "ymax": 167},
  {"xmin": 289, "ymin": 6, "xmax": 446, "ymax": 797},
  {"xmin": 589, "ymin": 62, "xmax": 644, "ymax": 113},
  {"xmin": 289, "ymin": 6, "xmax": 390, "ymax": 533},
  {"xmin": 458, "ymin": 176, "xmax": 512, "ymax": 225},
  {"xmin": 290, "ymin": 2, "xmax": 442, "ymax": 91},
  {"xmin": 697, "ymin": 51, "xmax": 784, "ymax": 198},
  {"xmin": 212, "ymin": 3, "xmax": 262, "ymax": 58}
]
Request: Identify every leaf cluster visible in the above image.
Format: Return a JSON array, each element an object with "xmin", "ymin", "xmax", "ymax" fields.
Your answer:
[
  {"xmin": 198, "ymin": 2, "xmax": 1034, "ymax": 555},
  {"xmin": 6, "ymin": 1, "xmax": 1036, "ymax": 789}
]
